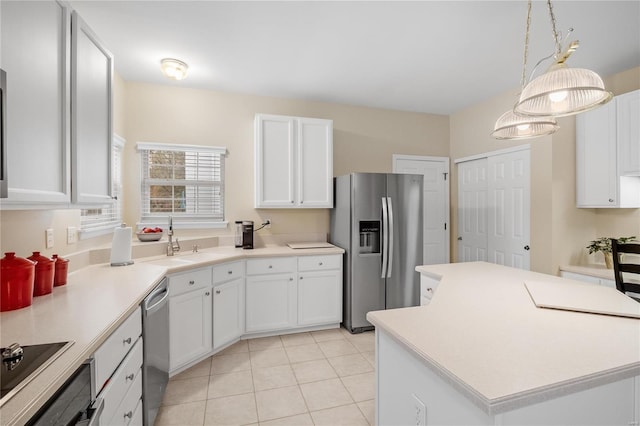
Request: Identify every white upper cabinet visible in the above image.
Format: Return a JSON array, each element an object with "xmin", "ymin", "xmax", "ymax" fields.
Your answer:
[
  {"xmin": 576, "ymin": 90, "xmax": 640, "ymax": 208},
  {"xmin": 0, "ymin": 2, "xmax": 113, "ymax": 208},
  {"xmin": 616, "ymin": 90, "xmax": 640, "ymax": 177},
  {"xmin": 255, "ymin": 114, "xmax": 333, "ymax": 208},
  {"xmin": 71, "ymin": 11, "xmax": 114, "ymax": 204},
  {"xmin": 0, "ymin": 1, "xmax": 71, "ymax": 205}
]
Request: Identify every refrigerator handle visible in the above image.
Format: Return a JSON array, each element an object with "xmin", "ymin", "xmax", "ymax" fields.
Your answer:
[
  {"xmin": 381, "ymin": 197, "xmax": 388, "ymax": 279},
  {"xmin": 387, "ymin": 196, "xmax": 394, "ymax": 278}
]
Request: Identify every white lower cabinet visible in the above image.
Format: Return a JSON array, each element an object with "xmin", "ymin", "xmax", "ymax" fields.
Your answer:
[
  {"xmin": 298, "ymin": 255, "xmax": 342, "ymax": 326},
  {"xmin": 92, "ymin": 308, "xmax": 142, "ymax": 426},
  {"xmin": 212, "ymin": 261, "xmax": 245, "ymax": 350},
  {"xmin": 245, "ymin": 272, "xmax": 297, "ymax": 333},
  {"xmin": 168, "ymin": 268, "xmax": 213, "ymax": 371},
  {"xmin": 213, "ymin": 278, "xmax": 244, "ymax": 349},
  {"xmin": 166, "ymin": 254, "xmax": 342, "ymax": 372}
]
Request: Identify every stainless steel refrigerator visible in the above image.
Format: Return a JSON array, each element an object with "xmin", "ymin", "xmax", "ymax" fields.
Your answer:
[{"xmin": 330, "ymin": 173, "xmax": 423, "ymax": 333}]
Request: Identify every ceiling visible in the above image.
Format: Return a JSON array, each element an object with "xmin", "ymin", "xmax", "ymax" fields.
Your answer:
[{"xmin": 70, "ymin": 1, "xmax": 640, "ymax": 115}]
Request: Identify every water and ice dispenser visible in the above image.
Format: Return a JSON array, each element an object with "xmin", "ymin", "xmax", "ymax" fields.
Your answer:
[{"xmin": 359, "ymin": 221, "xmax": 380, "ymax": 254}]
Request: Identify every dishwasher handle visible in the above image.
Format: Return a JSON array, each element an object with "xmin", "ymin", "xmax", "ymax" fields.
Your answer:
[{"xmin": 144, "ymin": 279, "xmax": 169, "ymax": 315}]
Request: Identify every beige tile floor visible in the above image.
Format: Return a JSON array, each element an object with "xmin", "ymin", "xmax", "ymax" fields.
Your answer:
[{"xmin": 156, "ymin": 328, "xmax": 376, "ymax": 426}]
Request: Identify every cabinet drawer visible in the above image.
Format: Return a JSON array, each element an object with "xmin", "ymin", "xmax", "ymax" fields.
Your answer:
[
  {"xmin": 169, "ymin": 267, "xmax": 212, "ymax": 296},
  {"xmin": 99, "ymin": 337, "xmax": 143, "ymax": 424},
  {"xmin": 213, "ymin": 261, "xmax": 244, "ymax": 284},
  {"xmin": 94, "ymin": 308, "xmax": 141, "ymax": 395},
  {"xmin": 106, "ymin": 366, "xmax": 142, "ymax": 426},
  {"xmin": 298, "ymin": 255, "xmax": 341, "ymax": 272},
  {"xmin": 246, "ymin": 257, "xmax": 296, "ymax": 275},
  {"xmin": 127, "ymin": 397, "xmax": 143, "ymax": 426},
  {"xmin": 420, "ymin": 275, "xmax": 440, "ymax": 300}
]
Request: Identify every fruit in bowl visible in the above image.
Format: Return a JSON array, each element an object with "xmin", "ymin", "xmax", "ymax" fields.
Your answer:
[{"xmin": 137, "ymin": 227, "xmax": 164, "ymax": 242}]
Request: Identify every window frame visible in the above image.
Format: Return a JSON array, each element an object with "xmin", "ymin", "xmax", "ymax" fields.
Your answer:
[{"xmin": 136, "ymin": 142, "xmax": 227, "ymax": 230}]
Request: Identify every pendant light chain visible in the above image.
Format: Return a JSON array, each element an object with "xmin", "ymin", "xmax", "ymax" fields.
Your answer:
[
  {"xmin": 520, "ymin": 0, "xmax": 532, "ymax": 89},
  {"xmin": 546, "ymin": 0, "xmax": 562, "ymax": 57}
]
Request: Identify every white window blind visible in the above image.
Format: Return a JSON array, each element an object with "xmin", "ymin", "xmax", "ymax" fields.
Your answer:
[
  {"xmin": 79, "ymin": 135, "xmax": 124, "ymax": 238},
  {"xmin": 137, "ymin": 142, "xmax": 226, "ymax": 228}
]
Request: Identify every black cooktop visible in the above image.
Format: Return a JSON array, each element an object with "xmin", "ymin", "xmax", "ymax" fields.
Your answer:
[{"xmin": 1, "ymin": 342, "xmax": 71, "ymax": 402}]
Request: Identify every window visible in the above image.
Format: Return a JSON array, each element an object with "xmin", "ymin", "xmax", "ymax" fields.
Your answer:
[
  {"xmin": 79, "ymin": 134, "xmax": 124, "ymax": 239},
  {"xmin": 137, "ymin": 142, "xmax": 226, "ymax": 228}
]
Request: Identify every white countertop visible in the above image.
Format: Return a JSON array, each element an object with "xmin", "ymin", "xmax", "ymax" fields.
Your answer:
[
  {"xmin": 366, "ymin": 262, "xmax": 640, "ymax": 415},
  {"xmin": 0, "ymin": 244, "xmax": 344, "ymax": 425}
]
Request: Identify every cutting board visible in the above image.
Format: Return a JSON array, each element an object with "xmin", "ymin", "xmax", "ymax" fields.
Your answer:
[
  {"xmin": 287, "ymin": 242, "xmax": 335, "ymax": 249},
  {"xmin": 524, "ymin": 280, "xmax": 640, "ymax": 319}
]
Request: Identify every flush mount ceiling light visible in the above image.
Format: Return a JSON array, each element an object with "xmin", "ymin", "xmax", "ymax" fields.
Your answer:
[
  {"xmin": 160, "ymin": 58, "xmax": 189, "ymax": 80},
  {"xmin": 514, "ymin": 0, "xmax": 612, "ymax": 117},
  {"xmin": 492, "ymin": 0, "xmax": 559, "ymax": 140}
]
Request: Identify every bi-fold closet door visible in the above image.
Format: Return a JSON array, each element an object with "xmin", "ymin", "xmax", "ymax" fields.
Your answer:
[{"xmin": 457, "ymin": 147, "xmax": 531, "ymax": 270}]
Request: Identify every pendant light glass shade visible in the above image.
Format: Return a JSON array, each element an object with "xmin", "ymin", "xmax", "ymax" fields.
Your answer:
[
  {"xmin": 492, "ymin": 109, "xmax": 559, "ymax": 140},
  {"xmin": 514, "ymin": 65, "xmax": 612, "ymax": 117}
]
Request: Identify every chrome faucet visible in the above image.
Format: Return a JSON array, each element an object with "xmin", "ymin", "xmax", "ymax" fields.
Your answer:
[{"xmin": 167, "ymin": 216, "xmax": 181, "ymax": 256}]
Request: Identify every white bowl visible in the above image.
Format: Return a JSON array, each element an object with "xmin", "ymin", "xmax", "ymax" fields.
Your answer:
[{"xmin": 136, "ymin": 231, "xmax": 163, "ymax": 242}]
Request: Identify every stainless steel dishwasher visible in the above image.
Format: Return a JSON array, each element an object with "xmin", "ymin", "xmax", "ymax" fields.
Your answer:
[{"xmin": 142, "ymin": 278, "xmax": 169, "ymax": 426}]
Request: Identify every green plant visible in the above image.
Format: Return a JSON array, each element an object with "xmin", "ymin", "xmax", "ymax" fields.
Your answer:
[{"xmin": 586, "ymin": 236, "xmax": 637, "ymax": 254}]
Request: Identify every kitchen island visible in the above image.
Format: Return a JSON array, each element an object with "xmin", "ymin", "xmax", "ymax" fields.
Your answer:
[{"xmin": 367, "ymin": 262, "xmax": 640, "ymax": 425}]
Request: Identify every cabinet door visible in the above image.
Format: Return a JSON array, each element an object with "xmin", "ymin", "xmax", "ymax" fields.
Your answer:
[
  {"xmin": 245, "ymin": 273, "xmax": 296, "ymax": 332},
  {"xmin": 213, "ymin": 278, "xmax": 244, "ymax": 350},
  {"xmin": 254, "ymin": 114, "xmax": 295, "ymax": 208},
  {"xmin": 297, "ymin": 118, "xmax": 333, "ymax": 208},
  {"xmin": 169, "ymin": 287, "xmax": 212, "ymax": 370},
  {"xmin": 0, "ymin": 1, "xmax": 71, "ymax": 204},
  {"xmin": 617, "ymin": 90, "xmax": 640, "ymax": 177},
  {"xmin": 576, "ymin": 100, "xmax": 618, "ymax": 207},
  {"xmin": 297, "ymin": 269, "xmax": 342, "ymax": 326},
  {"xmin": 71, "ymin": 11, "xmax": 113, "ymax": 204}
]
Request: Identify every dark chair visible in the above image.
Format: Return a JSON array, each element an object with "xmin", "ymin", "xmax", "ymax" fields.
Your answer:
[{"xmin": 611, "ymin": 239, "xmax": 640, "ymax": 302}]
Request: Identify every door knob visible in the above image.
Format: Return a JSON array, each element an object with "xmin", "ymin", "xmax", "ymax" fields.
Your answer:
[
  {"xmin": 457, "ymin": 237, "xmax": 462, "ymax": 241},
  {"xmin": 524, "ymin": 245, "xmax": 530, "ymax": 251}
]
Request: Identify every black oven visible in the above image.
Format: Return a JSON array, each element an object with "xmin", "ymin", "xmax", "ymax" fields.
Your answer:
[
  {"xmin": 0, "ymin": 67, "xmax": 6, "ymax": 198},
  {"xmin": 26, "ymin": 359, "xmax": 103, "ymax": 426}
]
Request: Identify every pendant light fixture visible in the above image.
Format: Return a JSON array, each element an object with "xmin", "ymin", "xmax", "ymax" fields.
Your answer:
[
  {"xmin": 492, "ymin": 0, "xmax": 559, "ymax": 140},
  {"xmin": 514, "ymin": 0, "xmax": 612, "ymax": 117}
]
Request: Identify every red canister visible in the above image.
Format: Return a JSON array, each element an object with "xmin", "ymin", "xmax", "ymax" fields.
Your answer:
[
  {"xmin": 52, "ymin": 254, "xmax": 69, "ymax": 287},
  {"xmin": 1, "ymin": 252, "xmax": 35, "ymax": 311},
  {"xmin": 27, "ymin": 252, "xmax": 55, "ymax": 296}
]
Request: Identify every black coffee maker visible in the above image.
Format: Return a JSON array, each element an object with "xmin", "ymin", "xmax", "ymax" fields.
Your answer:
[{"xmin": 241, "ymin": 221, "xmax": 254, "ymax": 249}]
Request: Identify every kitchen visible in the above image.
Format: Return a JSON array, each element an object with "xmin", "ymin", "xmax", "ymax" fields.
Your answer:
[{"xmin": 1, "ymin": 1, "xmax": 639, "ymax": 425}]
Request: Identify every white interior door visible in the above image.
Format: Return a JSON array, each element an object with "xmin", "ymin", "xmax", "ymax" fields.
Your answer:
[
  {"xmin": 457, "ymin": 158, "xmax": 488, "ymax": 262},
  {"xmin": 393, "ymin": 155, "xmax": 449, "ymax": 265},
  {"xmin": 487, "ymin": 149, "xmax": 531, "ymax": 270}
]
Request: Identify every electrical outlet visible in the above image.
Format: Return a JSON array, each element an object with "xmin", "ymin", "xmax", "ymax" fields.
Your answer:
[
  {"xmin": 45, "ymin": 229, "xmax": 54, "ymax": 249},
  {"xmin": 412, "ymin": 393, "xmax": 426, "ymax": 426},
  {"xmin": 67, "ymin": 227, "xmax": 77, "ymax": 244},
  {"xmin": 265, "ymin": 219, "xmax": 271, "ymax": 229}
]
